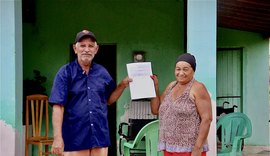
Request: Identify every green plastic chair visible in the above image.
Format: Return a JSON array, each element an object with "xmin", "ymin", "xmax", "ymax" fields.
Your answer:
[
  {"xmin": 123, "ymin": 120, "xmax": 163, "ymax": 156},
  {"xmin": 216, "ymin": 112, "xmax": 252, "ymax": 156}
]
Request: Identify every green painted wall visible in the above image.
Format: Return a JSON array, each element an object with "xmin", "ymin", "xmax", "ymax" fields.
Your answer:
[
  {"xmin": 217, "ymin": 27, "xmax": 270, "ymax": 145},
  {"xmin": 23, "ymin": 0, "xmax": 184, "ymax": 155},
  {"xmin": 23, "ymin": 0, "xmax": 184, "ymax": 90},
  {"xmin": 1, "ymin": 1, "xmax": 267, "ymax": 155}
]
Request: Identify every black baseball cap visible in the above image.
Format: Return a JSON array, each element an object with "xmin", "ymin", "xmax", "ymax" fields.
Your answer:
[{"xmin": 74, "ymin": 30, "xmax": 97, "ymax": 43}]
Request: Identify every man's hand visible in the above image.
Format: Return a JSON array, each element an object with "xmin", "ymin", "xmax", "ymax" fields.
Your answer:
[
  {"xmin": 120, "ymin": 76, "xmax": 132, "ymax": 88},
  {"xmin": 51, "ymin": 136, "xmax": 64, "ymax": 156}
]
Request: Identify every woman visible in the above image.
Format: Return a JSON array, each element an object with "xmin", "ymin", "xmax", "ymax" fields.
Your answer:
[{"xmin": 150, "ymin": 53, "xmax": 212, "ymax": 156}]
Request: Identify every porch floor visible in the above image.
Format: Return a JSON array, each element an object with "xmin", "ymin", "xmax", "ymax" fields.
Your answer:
[{"xmin": 242, "ymin": 146, "xmax": 270, "ymax": 156}]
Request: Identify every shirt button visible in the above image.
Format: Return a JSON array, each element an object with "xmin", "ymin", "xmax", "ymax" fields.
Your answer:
[{"xmin": 88, "ymin": 99, "xmax": 91, "ymax": 101}]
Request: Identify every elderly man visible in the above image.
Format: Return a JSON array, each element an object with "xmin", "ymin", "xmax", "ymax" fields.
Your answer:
[{"xmin": 49, "ymin": 30, "xmax": 131, "ymax": 156}]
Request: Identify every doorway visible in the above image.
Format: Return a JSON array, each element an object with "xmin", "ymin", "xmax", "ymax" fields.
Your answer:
[
  {"xmin": 217, "ymin": 48, "xmax": 243, "ymax": 112},
  {"xmin": 70, "ymin": 44, "xmax": 117, "ymax": 155},
  {"xmin": 93, "ymin": 44, "xmax": 117, "ymax": 156}
]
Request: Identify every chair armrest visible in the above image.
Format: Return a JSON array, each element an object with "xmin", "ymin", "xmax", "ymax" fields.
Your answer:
[
  {"xmin": 118, "ymin": 122, "xmax": 129, "ymax": 139},
  {"xmin": 124, "ymin": 142, "xmax": 135, "ymax": 149}
]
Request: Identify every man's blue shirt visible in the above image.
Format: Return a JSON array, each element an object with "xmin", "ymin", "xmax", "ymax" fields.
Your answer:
[{"xmin": 49, "ymin": 60, "xmax": 116, "ymax": 151}]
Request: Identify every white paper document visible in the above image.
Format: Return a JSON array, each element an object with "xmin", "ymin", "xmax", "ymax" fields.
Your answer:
[{"xmin": 126, "ymin": 62, "xmax": 156, "ymax": 100}]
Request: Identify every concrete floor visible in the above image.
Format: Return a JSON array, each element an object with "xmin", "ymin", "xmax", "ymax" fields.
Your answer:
[{"xmin": 242, "ymin": 146, "xmax": 270, "ymax": 156}]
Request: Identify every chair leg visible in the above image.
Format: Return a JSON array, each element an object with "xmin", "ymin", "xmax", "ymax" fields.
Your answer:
[
  {"xmin": 25, "ymin": 143, "xmax": 28, "ymax": 156},
  {"xmin": 123, "ymin": 147, "xmax": 130, "ymax": 156},
  {"xmin": 45, "ymin": 145, "xmax": 49, "ymax": 156},
  {"xmin": 38, "ymin": 143, "xmax": 43, "ymax": 156}
]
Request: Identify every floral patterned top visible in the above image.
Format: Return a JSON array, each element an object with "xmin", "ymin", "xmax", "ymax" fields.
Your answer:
[{"xmin": 158, "ymin": 79, "xmax": 209, "ymax": 152}]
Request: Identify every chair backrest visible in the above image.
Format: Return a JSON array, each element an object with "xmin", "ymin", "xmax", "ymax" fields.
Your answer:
[
  {"xmin": 127, "ymin": 119, "xmax": 156, "ymax": 141},
  {"xmin": 131, "ymin": 120, "xmax": 162, "ymax": 156},
  {"xmin": 216, "ymin": 112, "xmax": 252, "ymax": 153},
  {"xmin": 144, "ymin": 120, "xmax": 161, "ymax": 156},
  {"xmin": 25, "ymin": 94, "xmax": 49, "ymax": 140}
]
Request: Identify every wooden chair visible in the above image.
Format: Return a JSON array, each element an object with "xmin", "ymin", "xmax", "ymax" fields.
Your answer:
[{"xmin": 25, "ymin": 94, "xmax": 53, "ymax": 156}]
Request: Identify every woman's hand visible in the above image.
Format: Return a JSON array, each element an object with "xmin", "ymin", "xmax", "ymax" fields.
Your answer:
[
  {"xmin": 150, "ymin": 74, "xmax": 158, "ymax": 89},
  {"xmin": 191, "ymin": 148, "xmax": 202, "ymax": 156}
]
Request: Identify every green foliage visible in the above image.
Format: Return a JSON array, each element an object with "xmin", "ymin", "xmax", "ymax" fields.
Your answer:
[
  {"xmin": 23, "ymin": 69, "xmax": 47, "ymax": 96},
  {"xmin": 23, "ymin": 70, "xmax": 47, "ymax": 125}
]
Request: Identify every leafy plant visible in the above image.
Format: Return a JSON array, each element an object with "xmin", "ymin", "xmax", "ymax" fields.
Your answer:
[
  {"xmin": 23, "ymin": 69, "xmax": 47, "ymax": 96},
  {"xmin": 23, "ymin": 69, "xmax": 47, "ymax": 125}
]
